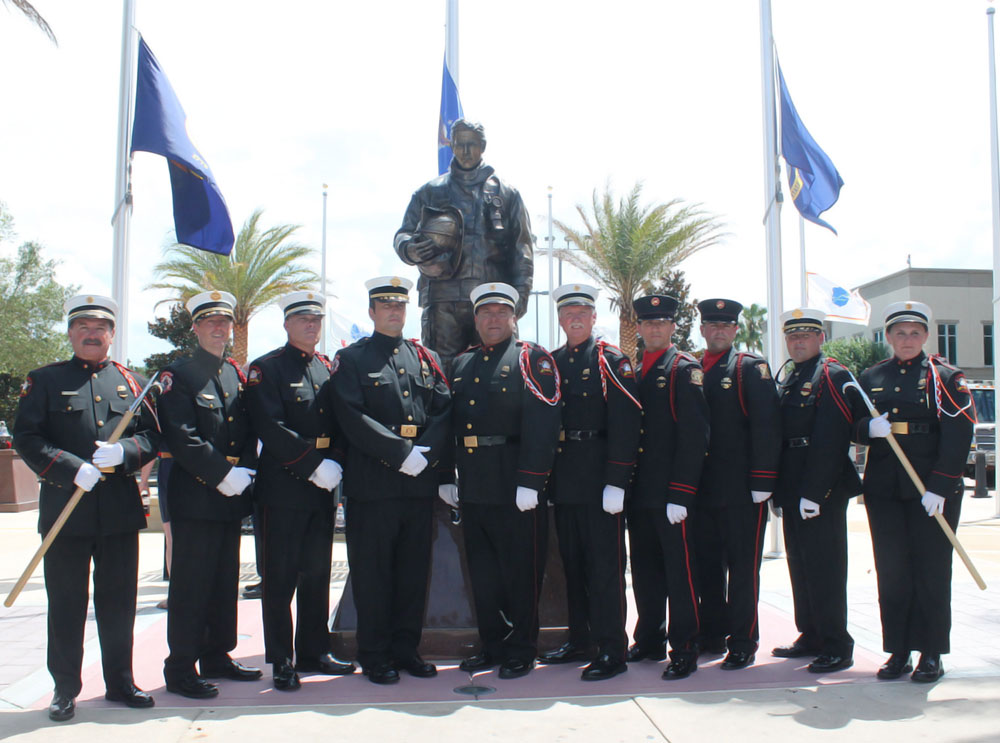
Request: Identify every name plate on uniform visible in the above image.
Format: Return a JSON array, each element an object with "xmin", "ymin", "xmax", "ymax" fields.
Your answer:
[
  {"xmin": 226, "ymin": 455, "xmax": 240, "ymax": 465},
  {"xmin": 463, "ymin": 435, "xmax": 478, "ymax": 448},
  {"xmin": 98, "ymin": 466, "xmax": 115, "ymax": 474},
  {"xmin": 315, "ymin": 437, "xmax": 330, "ymax": 449},
  {"xmin": 400, "ymin": 425, "xmax": 418, "ymax": 438}
]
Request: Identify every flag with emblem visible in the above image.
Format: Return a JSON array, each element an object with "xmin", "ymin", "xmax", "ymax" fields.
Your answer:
[
  {"xmin": 778, "ymin": 62, "xmax": 844, "ymax": 235},
  {"xmin": 438, "ymin": 55, "xmax": 464, "ymax": 175},
  {"xmin": 806, "ymin": 272, "xmax": 870, "ymax": 325},
  {"xmin": 131, "ymin": 37, "xmax": 235, "ymax": 255}
]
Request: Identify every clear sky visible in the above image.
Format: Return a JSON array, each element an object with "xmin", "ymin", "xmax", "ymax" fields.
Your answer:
[{"xmin": 0, "ymin": 1, "xmax": 995, "ymax": 365}]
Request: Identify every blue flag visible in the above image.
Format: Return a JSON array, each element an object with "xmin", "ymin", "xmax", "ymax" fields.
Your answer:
[
  {"xmin": 437, "ymin": 56, "xmax": 464, "ymax": 175},
  {"xmin": 131, "ymin": 37, "xmax": 235, "ymax": 255},
  {"xmin": 778, "ymin": 63, "xmax": 844, "ymax": 234}
]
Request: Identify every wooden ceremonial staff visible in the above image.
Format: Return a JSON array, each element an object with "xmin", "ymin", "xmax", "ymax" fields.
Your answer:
[
  {"xmin": 842, "ymin": 379, "xmax": 987, "ymax": 591},
  {"xmin": 4, "ymin": 373, "xmax": 160, "ymax": 607}
]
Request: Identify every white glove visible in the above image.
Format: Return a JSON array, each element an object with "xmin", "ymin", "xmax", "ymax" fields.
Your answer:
[
  {"xmin": 308, "ymin": 459, "xmax": 343, "ymax": 491},
  {"xmin": 921, "ymin": 490, "xmax": 945, "ymax": 517},
  {"xmin": 602, "ymin": 485, "xmax": 625, "ymax": 514},
  {"xmin": 73, "ymin": 462, "xmax": 101, "ymax": 492},
  {"xmin": 438, "ymin": 483, "xmax": 460, "ymax": 507},
  {"xmin": 799, "ymin": 498, "xmax": 821, "ymax": 520},
  {"xmin": 666, "ymin": 503, "xmax": 688, "ymax": 524},
  {"xmin": 869, "ymin": 412, "xmax": 891, "ymax": 439},
  {"xmin": 399, "ymin": 445, "xmax": 431, "ymax": 477},
  {"xmin": 218, "ymin": 466, "xmax": 255, "ymax": 497},
  {"xmin": 751, "ymin": 490, "xmax": 771, "ymax": 504},
  {"xmin": 515, "ymin": 486, "xmax": 538, "ymax": 512},
  {"xmin": 769, "ymin": 500, "xmax": 783, "ymax": 518},
  {"xmin": 92, "ymin": 441, "xmax": 124, "ymax": 468}
]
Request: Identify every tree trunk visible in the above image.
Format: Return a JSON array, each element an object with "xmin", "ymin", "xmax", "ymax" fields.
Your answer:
[
  {"xmin": 618, "ymin": 309, "xmax": 638, "ymax": 364},
  {"xmin": 232, "ymin": 322, "xmax": 249, "ymax": 368}
]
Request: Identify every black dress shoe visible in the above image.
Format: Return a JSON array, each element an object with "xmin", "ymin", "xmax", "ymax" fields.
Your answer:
[
  {"xmin": 625, "ymin": 643, "xmax": 667, "ymax": 662},
  {"xmin": 165, "ymin": 676, "xmax": 219, "ymax": 699},
  {"xmin": 241, "ymin": 582, "xmax": 262, "ymax": 600},
  {"xmin": 662, "ymin": 657, "xmax": 698, "ymax": 680},
  {"xmin": 105, "ymin": 684, "xmax": 156, "ymax": 708},
  {"xmin": 363, "ymin": 663, "xmax": 400, "ymax": 685},
  {"xmin": 498, "ymin": 658, "xmax": 534, "ymax": 679},
  {"xmin": 807, "ymin": 654, "xmax": 854, "ymax": 673},
  {"xmin": 393, "ymin": 655, "xmax": 438, "ymax": 678},
  {"xmin": 876, "ymin": 653, "xmax": 912, "ymax": 680},
  {"xmin": 772, "ymin": 640, "xmax": 820, "ymax": 658},
  {"xmin": 699, "ymin": 638, "xmax": 728, "ymax": 656},
  {"xmin": 539, "ymin": 642, "xmax": 591, "ymax": 665},
  {"xmin": 911, "ymin": 654, "xmax": 944, "ymax": 683},
  {"xmin": 272, "ymin": 661, "xmax": 301, "ymax": 691},
  {"xmin": 200, "ymin": 659, "xmax": 263, "ymax": 681},
  {"xmin": 720, "ymin": 650, "xmax": 755, "ymax": 670},
  {"xmin": 48, "ymin": 692, "xmax": 75, "ymax": 722},
  {"xmin": 581, "ymin": 654, "xmax": 627, "ymax": 681},
  {"xmin": 296, "ymin": 653, "xmax": 356, "ymax": 675},
  {"xmin": 459, "ymin": 651, "xmax": 499, "ymax": 672}
]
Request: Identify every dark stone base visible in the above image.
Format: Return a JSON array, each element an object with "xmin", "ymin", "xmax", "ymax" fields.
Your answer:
[{"xmin": 331, "ymin": 498, "xmax": 569, "ymax": 660}]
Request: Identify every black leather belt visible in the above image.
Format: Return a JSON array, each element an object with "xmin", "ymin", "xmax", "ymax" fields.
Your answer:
[
  {"xmin": 559, "ymin": 429, "xmax": 607, "ymax": 442},
  {"xmin": 785, "ymin": 437, "xmax": 810, "ymax": 448},
  {"xmin": 890, "ymin": 421, "xmax": 932, "ymax": 435},
  {"xmin": 389, "ymin": 424, "xmax": 423, "ymax": 438},
  {"xmin": 462, "ymin": 434, "xmax": 518, "ymax": 448}
]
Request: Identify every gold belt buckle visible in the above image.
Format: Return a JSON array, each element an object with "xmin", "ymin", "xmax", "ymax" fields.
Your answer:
[
  {"xmin": 463, "ymin": 435, "xmax": 478, "ymax": 448},
  {"xmin": 98, "ymin": 466, "xmax": 115, "ymax": 474},
  {"xmin": 315, "ymin": 436, "xmax": 330, "ymax": 449},
  {"xmin": 558, "ymin": 430, "xmax": 566, "ymax": 442},
  {"xmin": 890, "ymin": 421, "xmax": 908, "ymax": 435},
  {"xmin": 226, "ymin": 455, "xmax": 240, "ymax": 465},
  {"xmin": 400, "ymin": 425, "xmax": 418, "ymax": 438}
]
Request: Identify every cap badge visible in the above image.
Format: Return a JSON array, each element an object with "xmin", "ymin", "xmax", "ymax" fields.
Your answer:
[
  {"xmin": 86, "ymin": 296, "xmax": 94, "ymax": 303},
  {"xmin": 210, "ymin": 291, "xmax": 222, "ymax": 300},
  {"xmin": 489, "ymin": 284, "xmax": 497, "ymax": 290},
  {"xmin": 307, "ymin": 293, "xmax": 314, "ymax": 299},
  {"xmin": 716, "ymin": 300, "xmax": 725, "ymax": 310},
  {"xmin": 390, "ymin": 277, "xmax": 401, "ymax": 287},
  {"xmin": 792, "ymin": 309, "xmax": 803, "ymax": 318},
  {"xmin": 905, "ymin": 302, "xmax": 912, "ymax": 310},
  {"xmin": 574, "ymin": 285, "xmax": 581, "ymax": 291},
  {"xmin": 651, "ymin": 297, "xmax": 661, "ymax": 306}
]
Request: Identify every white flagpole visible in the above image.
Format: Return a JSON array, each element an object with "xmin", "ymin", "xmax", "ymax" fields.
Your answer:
[
  {"xmin": 799, "ymin": 214, "xmax": 807, "ymax": 306},
  {"xmin": 111, "ymin": 0, "xmax": 137, "ymax": 364},
  {"xmin": 445, "ymin": 0, "xmax": 459, "ymax": 86},
  {"xmin": 760, "ymin": 0, "xmax": 784, "ymax": 557},
  {"xmin": 320, "ymin": 183, "xmax": 329, "ymax": 355},
  {"xmin": 548, "ymin": 187, "xmax": 555, "ymax": 349},
  {"xmin": 987, "ymin": 7, "xmax": 1000, "ymax": 514}
]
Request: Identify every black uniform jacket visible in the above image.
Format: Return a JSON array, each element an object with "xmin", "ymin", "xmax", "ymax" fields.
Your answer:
[
  {"xmin": 157, "ymin": 347, "xmax": 257, "ymax": 521},
  {"xmin": 246, "ymin": 343, "xmax": 345, "ymax": 512},
  {"xmin": 854, "ymin": 352, "xmax": 974, "ymax": 500},
  {"xmin": 14, "ymin": 356, "xmax": 159, "ymax": 537},
  {"xmin": 773, "ymin": 354, "xmax": 862, "ymax": 509},
  {"xmin": 330, "ymin": 332, "xmax": 452, "ymax": 501},
  {"xmin": 700, "ymin": 348, "xmax": 782, "ymax": 506},
  {"xmin": 451, "ymin": 337, "xmax": 561, "ymax": 503},
  {"xmin": 631, "ymin": 345, "xmax": 710, "ymax": 510},
  {"xmin": 551, "ymin": 337, "xmax": 641, "ymax": 503}
]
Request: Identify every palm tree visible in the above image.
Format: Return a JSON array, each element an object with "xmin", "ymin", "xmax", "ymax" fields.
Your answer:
[
  {"xmin": 149, "ymin": 209, "xmax": 318, "ymax": 366},
  {"xmin": 735, "ymin": 302, "xmax": 767, "ymax": 353},
  {"xmin": 555, "ymin": 182, "xmax": 725, "ymax": 360},
  {"xmin": 4, "ymin": 0, "xmax": 57, "ymax": 44}
]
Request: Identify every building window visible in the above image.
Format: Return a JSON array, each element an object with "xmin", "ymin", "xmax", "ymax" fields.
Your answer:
[
  {"xmin": 986, "ymin": 323, "xmax": 994, "ymax": 367},
  {"xmin": 937, "ymin": 323, "xmax": 957, "ymax": 365},
  {"xmin": 873, "ymin": 328, "xmax": 884, "ymax": 346}
]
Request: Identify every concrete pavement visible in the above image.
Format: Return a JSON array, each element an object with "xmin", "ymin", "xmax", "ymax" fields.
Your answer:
[{"xmin": 0, "ymin": 486, "xmax": 998, "ymax": 742}]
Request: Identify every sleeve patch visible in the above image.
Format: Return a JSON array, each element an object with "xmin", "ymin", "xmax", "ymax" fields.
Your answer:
[
  {"xmin": 618, "ymin": 359, "xmax": 634, "ymax": 378},
  {"xmin": 19, "ymin": 376, "xmax": 32, "ymax": 397},
  {"xmin": 159, "ymin": 371, "xmax": 173, "ymax": 394},
  {"xmin": 955, "ymin": 375, "xmax": 968, "ymax": 392},
  {"xmin": 757, "ymin": 362, "xmax": 771, "ymax": 380},
  {"xmin": 330, "ymin": 355, "xmax": 340, "ymax": 374},
  {"xmin": 536, "ymin": 357, "xmax": 555, "ymax": 375},
  {"xmin": 689, "ymin": 368, "xmax": 704, "ymax": 386},
  {"xmin": 247, "ymin": 365, "xmax": 262, "ymax": 386}
]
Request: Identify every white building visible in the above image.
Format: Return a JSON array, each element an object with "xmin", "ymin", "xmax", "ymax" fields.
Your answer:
[{"xmin": 828, "ymin": 267, "xmax": 993, "ymax": 381}]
